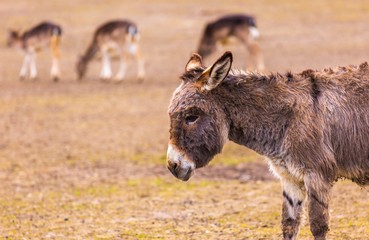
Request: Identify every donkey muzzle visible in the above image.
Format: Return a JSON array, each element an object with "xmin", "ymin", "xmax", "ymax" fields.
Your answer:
[{"xmin": 167, "ymin": 144, "xmax": 195, "ymax": 181}]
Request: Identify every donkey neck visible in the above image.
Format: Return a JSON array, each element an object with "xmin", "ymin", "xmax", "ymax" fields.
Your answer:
[{"xmin": 215, "ymin": 72, "xmax": 300, "ymax": 158}]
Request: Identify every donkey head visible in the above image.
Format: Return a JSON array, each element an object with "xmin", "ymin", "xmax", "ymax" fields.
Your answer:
[{"xmin": 167, "ymin": 52, "xmax": 233, "ymax": 181}]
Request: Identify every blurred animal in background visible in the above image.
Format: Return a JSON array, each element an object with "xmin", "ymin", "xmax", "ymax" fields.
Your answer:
[
  {"xmin": 197, "ymin": 14, "xmax": 265, "ymax": 71},
  {"xmin": 167, "ymin": 51, "xmax": 369, "ymax": 240},
  {"xmin": 76, "ymin": 20, "xmax": 145, "ymax": 82},
  {"xmin": 7, "ymin": 21, "xmax": 62, "ymax": 82}
]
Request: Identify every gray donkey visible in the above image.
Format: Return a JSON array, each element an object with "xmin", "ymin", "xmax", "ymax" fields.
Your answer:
[{"xmin": 167, "ymin": 51, "xmax": 369, "ymax": 240}]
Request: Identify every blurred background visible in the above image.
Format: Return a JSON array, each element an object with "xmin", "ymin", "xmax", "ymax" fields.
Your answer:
[{"xmin": 0, "ymin": 0, "xmax": 368, "ymax": 239}]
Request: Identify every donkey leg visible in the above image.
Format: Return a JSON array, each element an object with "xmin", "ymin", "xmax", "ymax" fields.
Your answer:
[
  {"xmin": 304, "ymin": 174, "xmax": 332, "ymax": 240},
  {"xmin": 281, "ymin": 180, "xmax": 306, "ymax": 240},
  {"xmin": 20, "ymin": 53, "xmax": 30, "ymax": 80}
]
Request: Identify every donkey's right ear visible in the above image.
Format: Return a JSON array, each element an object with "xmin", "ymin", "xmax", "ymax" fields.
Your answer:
[
  {"xmin": 185, "ymin": 53, "xmax": 204, "ymax": 72},
  {"xmin": 197, "ymin": 51, "xmax": 233, "ymax": 91}
]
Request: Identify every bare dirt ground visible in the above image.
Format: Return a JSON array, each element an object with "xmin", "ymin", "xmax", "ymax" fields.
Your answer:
[{"xmin": 0, "ymin": 0, "xmax": 369, "ymax": 239}]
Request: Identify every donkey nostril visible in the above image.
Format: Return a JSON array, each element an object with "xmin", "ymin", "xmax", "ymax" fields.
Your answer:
[
  {"xmin": 173, "ymin": 162, "xmax": 179, "ymax": 171},
  {"xmin": 168, "ymin": 160, "xmax": 177, "ymax": 169},
  {"xmin": 167, "ymin": 161, "xmax": 179, "ymax": 177}
]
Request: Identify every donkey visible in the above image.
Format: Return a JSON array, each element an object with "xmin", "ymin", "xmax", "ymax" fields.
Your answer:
[
  {"xmin": 197, "ymin": 14, "xmax": 265, "ymax": 71},
  {"xmin": 7, "ymin": 21, "xmax": 62, "ymax": 82},
  {"xmin": 76, "ymin": 20, "xmax": 145, "ymax": 82},
  {"xmin": 167, "ymin": 51, "xmax": 369, "ymax": 240}
]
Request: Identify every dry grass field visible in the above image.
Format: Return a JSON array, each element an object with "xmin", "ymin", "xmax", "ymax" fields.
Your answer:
[{"xmin": 0, "ymin": 0, "xmax": 369, "ymax": 239}]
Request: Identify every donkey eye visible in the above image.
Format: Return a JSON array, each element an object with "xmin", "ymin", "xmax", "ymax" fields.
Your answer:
[{"xmin": 185, "ymin": 115, "xmax": 199, "ymax": 125}]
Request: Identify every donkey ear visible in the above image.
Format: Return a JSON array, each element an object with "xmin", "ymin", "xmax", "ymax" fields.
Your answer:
[
  {"xmin": 185, "ymin": 53, "xmax": 204, "ymax": 72},
  {"xmin": 197, "ymin": 51, "xmax": 233, "ymax": 91}
]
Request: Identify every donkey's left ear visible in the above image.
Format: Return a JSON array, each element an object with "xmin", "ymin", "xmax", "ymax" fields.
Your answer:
[
  {"xmin": 197, "ymin": 51, "xmax": 233, "ymax": 91},
  {"xmin": 185, "ymin": 53, "xmax": 204, "ymax": 72}
]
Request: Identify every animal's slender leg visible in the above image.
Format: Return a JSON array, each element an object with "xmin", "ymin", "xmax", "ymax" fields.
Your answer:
[
  {"xmin": 245, "ymin": 39, "xmax": 265, "ymax": 72},
  {"xmin": 100, "ymin": 48, "xmax": 112, "ymax": 80},
  {"xmin": 50, "ymin": 35, "xmax": 61, "ymax": 82},
  {"xmin": 29, "ymin": 51, "xmax": 37, "ymax": 80},
  {"xmin": 281, "ymin": 179, "xmax": 306, "ymax": 240},
  {"xmin": 114, "ymin": 48, "xmax": 127, "ymax": 81},
  {"xmin": 51, "ymin": 58, "xmax": 60, "ymax": 82},
  {"xmin": 99, "ymin": 50, "xmax": 105, "ymax": 79},
  {"xmin": 305, "ymin": 173, "xmax": 332, "ymax": 240},
  {"xmin": 137, "ymin": 53, "xmax": 145, "ymax": 82},
  {"xmin": 130, "ymin": 43, "xmax": 144, "ymax": 82},
  {"xmin": 20, "ymin": 53, "xmax": 30, "ymax": 80},
  {"xmin": 235, "ymin": 28, "xmax": 265, "ymax": 71}
]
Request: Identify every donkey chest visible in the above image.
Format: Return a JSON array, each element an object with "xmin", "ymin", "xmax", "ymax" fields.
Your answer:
[{"xmin": 267, "ymin": 157, "xmax": 305, "ymax": 183}]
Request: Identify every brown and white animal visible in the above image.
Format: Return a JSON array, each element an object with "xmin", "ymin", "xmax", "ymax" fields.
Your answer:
[
  {"xmin": 197, "ymin": 14, "xmax": 265, "ymax": 71},
  {"xmin": 76, "ymin": 20, "xmax": 145, "ymax": 82},
  {"xmin": 7, "ymin": 21, "xmax": 62, "ymax": 81},
  {"xmin": 167, "ymin": 51, "xmax": 369, "ymax": 239}
]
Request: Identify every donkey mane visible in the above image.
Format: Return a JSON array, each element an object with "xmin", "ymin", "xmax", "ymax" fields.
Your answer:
[
  {"xmin": 180, "ymin": 63, "xmax": 368, "ymax": 110},
  {"xmin": 224, "ymin": 62, "xmax": 368, "ymax": 98},
  {"xmin": 228, "ymin": 61, "xmax": 368, "ymax": 83}
]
